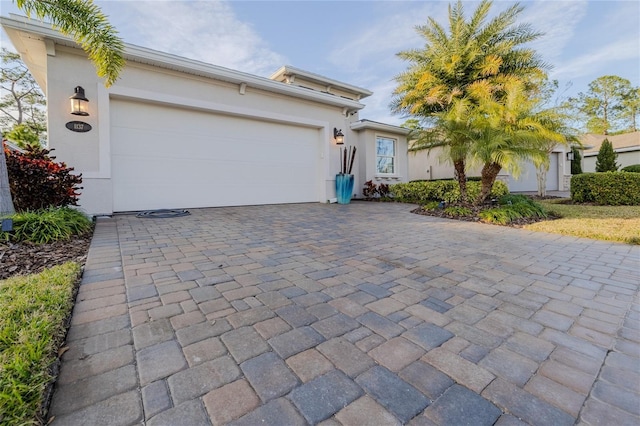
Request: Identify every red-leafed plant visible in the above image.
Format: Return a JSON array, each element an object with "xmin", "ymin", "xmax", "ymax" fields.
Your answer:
[{"xmin": 4, "ymin": 145, "xmax": 83, "ymax": 211}]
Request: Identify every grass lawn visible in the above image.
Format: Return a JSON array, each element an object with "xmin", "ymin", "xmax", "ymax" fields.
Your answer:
[
  {"xmin": 525, "ymin": 199, "xmax": 640, "ymax": 244},
  {"xmin": 0, "ymin": 262, "xmax": 81, "ymax": 425}
]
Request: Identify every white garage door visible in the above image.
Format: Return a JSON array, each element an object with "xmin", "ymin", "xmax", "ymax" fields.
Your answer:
[
  {"xmin": 110, "ymin": 100, "xmax": 321, "ymax": 212},
  {"xmin": 509, "ymin": 154, "xmax": 559, "ymax": 192}
]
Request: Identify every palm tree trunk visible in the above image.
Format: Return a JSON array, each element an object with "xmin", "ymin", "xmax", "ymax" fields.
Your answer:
[
  {"xmin": 536, "ymin": 164, "xmax": 548, "ymax": 198},
  {"xmin": 475, "ymin": 162, "xmax": 502, "ymax": 205},
  {"xmin": 453, "ymin": 159, "xmax": 468, "ymax": 204},
  {"xmin": 1, "ymin": 139, "xmax": 16, "ymax": 216}
]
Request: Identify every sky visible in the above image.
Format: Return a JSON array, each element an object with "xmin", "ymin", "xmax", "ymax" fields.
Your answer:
[{"xmin": 1, "ymin": 0, "xmax": 639, "ymax": 125}]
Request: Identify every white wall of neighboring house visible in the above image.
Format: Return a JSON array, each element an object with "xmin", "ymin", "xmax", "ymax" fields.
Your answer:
[
  {"xmin": 2, "ymin": 15, "xmax": 409, "ymax": 215},
  {"xmin": 408, "ymin": 146, "xmax": 572, "ymax": 192},
  {"xmin": 580, "ymin": 132, "xmax": 640, "ymax": 172},
  {"xmin": 583, "ymin": 148, "xmax": 640, "ymax": 172}
]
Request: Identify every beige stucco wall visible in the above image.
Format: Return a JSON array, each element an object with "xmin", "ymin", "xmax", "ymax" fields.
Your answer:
[
  {"xmin": 409, "ymin": 145, "xmax": 572, "ymax": 192},
  {"xmin": 353, "ymin": 128, "xmax": 409, "ymax": 198},
  {"xmin": 43, "ymin": 44, "xmax": 368, "ymax": 213}
]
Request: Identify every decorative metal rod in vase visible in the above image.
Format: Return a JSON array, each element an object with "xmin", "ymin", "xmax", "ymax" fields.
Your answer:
[{"xmin": 336, "ymin": 145, "xmax": 356, "ymax": 204}]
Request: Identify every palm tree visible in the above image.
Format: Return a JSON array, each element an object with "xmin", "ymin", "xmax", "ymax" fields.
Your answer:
[
  {"xmin": 392, "ymin": 0, "xmax": 545, "ymax": 116},
  {"xmin": 467, "ymin": 77, "xmax": 567, "ymax": 204},
  {"xmin": 13, "ymin": 0, "xmax": 124, "ymax": 87},
  {"xmin": 391, "ymin": 0, "xmax": 546, "ymax": 198},
  {"xmin": 2, "ymin": 0, "xmax": 124, "ymax": 215},
  {"xmin": 409, "ymin": 99, "xmax": 474, "ymax": 202}
]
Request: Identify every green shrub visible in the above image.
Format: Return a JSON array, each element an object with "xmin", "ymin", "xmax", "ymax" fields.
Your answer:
[
  {"xmin": 621, "ymin": 164, "xmax": 640, "ymax": 173},
  {"xmin": 422, "ymin": 201, "xmax": 440, "ymax": 210},
  {"xmin": 479, "ymin": 208, "xmax": 520, "ymax": 225},
  {"xmin": 2, "ymin": 207, "xmax": 92, "ymax": 244},
  {"xmin": 508, "ymin": 201, "xmax": 548, "ymax": 218},
  {"xmin": 595, "ymin": 139, "xmax": 618, "ymax": 172},
  {"xmin": 478, "ymin": 195, "xmax": 547, "ymax": 224},
  {"xmin": 391, "ymin": 179, "xmax": 508, "ymax": 204},
  {"xmin": 498, "ymin": 194, "xmax": 531, "ymax": 205},
  {"xmin": 571, "ymin": 146, "xmax": 583, "ymax": 175},
  {"xmin": 571, "ymin": 172, "xmax": 640, "ymax": 205},
  {"xmin": 411, "ymin": 176, "xmax": 482, "ymax": 182},
  {"xmin": 0, "ymin": 262, "xmax": 81, "ymax": 425},
  {"xmin": 444, "ymin": 206, "xmax": 473, "ymax": 217},
  {"xmin": 499, "ymin": 194, "xmax": 548, "ymax": 218}
]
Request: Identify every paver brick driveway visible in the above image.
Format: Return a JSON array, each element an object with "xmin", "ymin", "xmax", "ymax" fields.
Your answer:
[{"xmin": 49, "ymin": 203, "xmax": 639, "ymax": 425}]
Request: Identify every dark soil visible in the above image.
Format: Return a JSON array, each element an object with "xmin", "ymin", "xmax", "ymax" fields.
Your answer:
[{"xmin": 0, "ymin": 232, "xmax": 92, "ymax": 281}]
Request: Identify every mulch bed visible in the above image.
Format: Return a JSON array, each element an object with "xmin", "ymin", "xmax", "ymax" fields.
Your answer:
[
  {"xmin": 410, "ymin": 204, "xmax": 559, "ymax": 228},
  {"xmin": 0, "ymin": 232, "xmax": 93, "ymax": 281}
]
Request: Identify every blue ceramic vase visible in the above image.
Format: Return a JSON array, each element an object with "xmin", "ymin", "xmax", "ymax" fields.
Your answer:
[{"xmin": 336, "ymin": 174, "xmax": 355, "ymax": 204}]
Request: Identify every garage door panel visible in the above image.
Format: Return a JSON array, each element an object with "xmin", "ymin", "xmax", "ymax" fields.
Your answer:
[
  {"xmin": 110, "ymin": 100, "xmax": 320, "ymax": 211},
  {"xmin": 117, "ymin": 180, "xmax": 316, "ymax": 211}
]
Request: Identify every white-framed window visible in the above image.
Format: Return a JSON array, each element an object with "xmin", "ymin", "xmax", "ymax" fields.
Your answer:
[{"xmin": 376, "ymin": 136, "xmax": 396, "ymax": 174}]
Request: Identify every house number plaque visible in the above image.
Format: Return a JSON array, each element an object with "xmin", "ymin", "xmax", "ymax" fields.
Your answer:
[{"xmin": 66, "ymin": 121, "xmax": 92, "ymax": 132}]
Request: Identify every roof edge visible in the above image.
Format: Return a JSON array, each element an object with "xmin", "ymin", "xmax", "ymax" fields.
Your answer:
[
  {"xmin": 270, "ymin": 65, "xmax": 373, "ymax": 99},
  {"xmin": 0, "ymin": 14, "xmax": 367, "ymax": 112},
  {"xmin": 350, "ymin": 119, "xmax": 411, "ymax": 135}
]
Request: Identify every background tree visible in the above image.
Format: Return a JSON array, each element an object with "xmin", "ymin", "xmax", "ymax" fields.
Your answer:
[
  {"xmin": 621, "ymin": 87, "xmax": 639, "ymax": 132},
  {"xmin": 571, "ymin": 75, "xmax": 632, "ymax": 135},
  {"xmin": 595, "ymin": 139, "xmax": 618, "ymax": 172},
  {"xmin": 1, "ymin": 48, "xmax": 46, "ymax": 143},
  {"xmin": 400, "ymin": 119, "xmax": 423, "ymax": 130},
  {"xmin": 391, "ymin": 0, "xmax": 546, "ymax": 202},
  {"xmin": 570, "ymin": 146, "xmax": 582, "ymax": 175},
  {"xmin": 4, "ymin": 124, "xmax": 41, "ymax": 149}
]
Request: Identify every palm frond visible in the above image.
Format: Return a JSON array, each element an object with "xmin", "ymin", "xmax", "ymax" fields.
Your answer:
[{"xmin": 16, "ymin": 0, "xmax": 124, "ymax": 86}]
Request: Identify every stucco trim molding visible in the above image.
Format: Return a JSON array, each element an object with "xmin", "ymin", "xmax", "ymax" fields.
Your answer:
[{"xmin": 350, "ymin": 120, "xmax": 411, "ymax": 135}]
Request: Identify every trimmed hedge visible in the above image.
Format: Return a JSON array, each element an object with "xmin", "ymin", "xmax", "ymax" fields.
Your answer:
[
  {"xmin": 621, "ymin": 164, "xmax": 640, "ymax": 173},
  {"xmin": 571, "ymin": 172, "xmax": 640, "ymax": 205},
  {"xmin": 390, "ymin": 179, "xmax": 509, "ymax": 204}
]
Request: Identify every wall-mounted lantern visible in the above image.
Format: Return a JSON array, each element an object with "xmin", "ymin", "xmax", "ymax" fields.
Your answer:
[
  {"xmin": 70, "ymin": 86, "xmax": 89, "ymax": 116},
  {"xmin": 334, "ymin": 128, "xmax": 344, "ymax": 145},
  {"xmin": 566, "ymin": 151, "xmax": 574, "ymax": 161}
]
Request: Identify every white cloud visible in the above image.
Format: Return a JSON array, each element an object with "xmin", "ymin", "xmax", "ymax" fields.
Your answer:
[
  {"xmin": 522, "ymin": 0, "xmax": 588, "ymax": 63},
  {"xmin": 328, "ymin": 2, "xmax": 447, "ymax": 74},
  {"xmin": 100, "ymin": 0, "xmax": 286, "ymax": 76},
  {"xmin": 326, "ymin": 2, "xmax": 451, "ymax": 121},
  {"xmin": 359, "ymin": 79, "xmax": 404, "ymax": 125},
  {"xmin": 552, "ymin": 38, "xmax": 640, "ymax": 79}
]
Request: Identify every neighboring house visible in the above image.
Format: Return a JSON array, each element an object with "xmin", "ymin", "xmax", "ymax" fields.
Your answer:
[
  {"xmin": 1, "ymin": 15, "xmax": 409, "ymax": 215},
  {"xmin": 581, "ymin": 132, "xmax": 640, "ymax": 172},
  {"xmin": 408, "ymin": 145, "xmax": 573, "ymax": 192}
]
